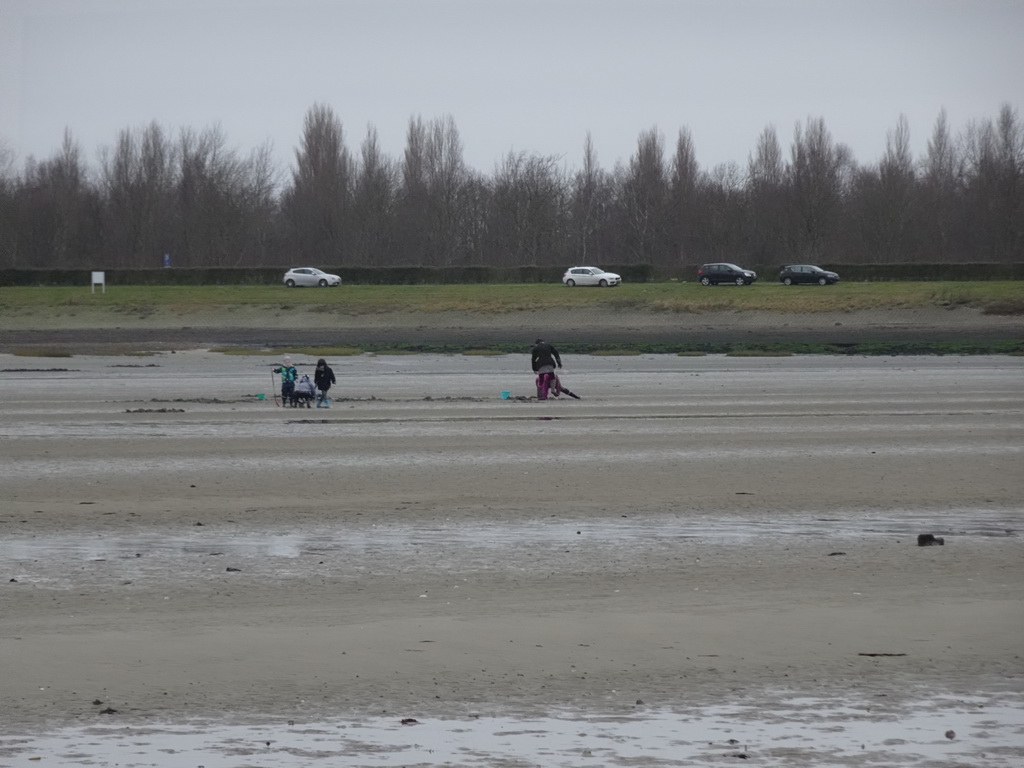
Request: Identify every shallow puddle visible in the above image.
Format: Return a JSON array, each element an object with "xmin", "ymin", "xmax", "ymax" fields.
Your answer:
[
  {"xmin": 3, "ymin": 693, "xmax": 1021, "ymax": 767},
  {"xmin": 3, "ymin": 508, "xmax": 1018, "ymax": 590}
]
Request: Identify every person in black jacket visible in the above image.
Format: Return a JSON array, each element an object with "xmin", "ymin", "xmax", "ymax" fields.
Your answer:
[
  {"xmin": 531, "ymin": 338, "xmax": 562, "ymax": 400},
  {"xmin": 314, "ymin": 358, "xmax": 336, "ymax": 408}
]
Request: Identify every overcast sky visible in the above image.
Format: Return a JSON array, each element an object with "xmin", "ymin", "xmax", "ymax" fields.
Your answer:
[{"xmin": 1, "ymin": 0, "xmax": 1021, "ymax": 176}]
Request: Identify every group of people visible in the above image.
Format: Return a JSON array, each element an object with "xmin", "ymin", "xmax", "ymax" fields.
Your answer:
[
  {"xmin": 272, "ymin": 356, "xmax": 336, "ymax": 408},
  {"xmin": 271, "ymin": 340, "xmax": 567, "ymax": 406}
]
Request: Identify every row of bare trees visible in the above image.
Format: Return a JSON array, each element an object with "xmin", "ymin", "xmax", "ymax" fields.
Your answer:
[{"xmin": 1, "ymin": 104, "xmax": 1021, "ymax": 270}]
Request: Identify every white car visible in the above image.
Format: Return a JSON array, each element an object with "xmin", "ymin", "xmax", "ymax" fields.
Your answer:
[
  {"xmin": 562, "ymin": 266, "xmax": 622, "ymax": 287},
  {"xmin": 283, "ymin": 267, "xmax": 342, "ymax": 287}
]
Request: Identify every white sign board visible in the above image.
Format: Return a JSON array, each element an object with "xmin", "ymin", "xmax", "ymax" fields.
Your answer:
[{"xmin": 91, "ymin": 271, "xmax": 106, "ymax": 294}]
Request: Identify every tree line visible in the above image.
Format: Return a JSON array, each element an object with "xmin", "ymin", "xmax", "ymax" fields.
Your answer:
[{"xmin": 1, "ymin": 103, "xmax": 1021, "ymax": 271}]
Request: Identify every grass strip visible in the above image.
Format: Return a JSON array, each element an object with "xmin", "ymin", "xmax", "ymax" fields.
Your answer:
[
  {"xmin": 3, "ymin": 281, "xmax": 1023, "ymax": 314},
  {"xmin": 6, "ymin": 339, "xmax": 1022, "ymax": 357}
]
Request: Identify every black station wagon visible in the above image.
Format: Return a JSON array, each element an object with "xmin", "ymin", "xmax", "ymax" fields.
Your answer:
[
  {"xmin": 697, "ymin": 263, "xmax": 758, "ymax": 286},
  {"xmin": 778, "ymin": 265, "xmax": 840, "ymax": 285}
]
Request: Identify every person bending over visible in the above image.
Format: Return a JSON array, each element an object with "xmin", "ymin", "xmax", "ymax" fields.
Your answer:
[{"xmin": 531, "ymin": 338, "xmax": 562, "ymax": 400}]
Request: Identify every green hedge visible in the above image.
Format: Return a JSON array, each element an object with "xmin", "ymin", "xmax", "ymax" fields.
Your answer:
[
  {"xmin": 1, "ymin": 262, "xmax": 1020, "ymax": 286},
  {"xmin": 783, "ymin": 262, "xmax": 1024, "ymax": 282},
  {"xmin": 678, "ymin": 262, "xmax": 1024, "ymax": 282}
]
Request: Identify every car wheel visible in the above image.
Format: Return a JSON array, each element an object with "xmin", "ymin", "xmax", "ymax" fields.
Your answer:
[
  {"xmin": 285, "ymin": 279, "xmax": 296, "ymax": 287},
  {"xmin": 818, "ymin": 277, "xmax": 828, "ymax": 286},
  {"xmin": 318, "ymin": 279, "xmax": 328, "ymax": 287},
  {"xmin": 735, "ymin": 277, "xmax": 746, "ymax": 286},
  {"xmin": 566, "ymin": 279, "xmax": 576, "ymax": 287},
  {"xmin": 599, "ymin": 279, "xmax": 608, "ymax": 287},
  {"xmin": 700, "ymin": 276, "xmax": 712, "ymax": 286},
  {"xmin": 783, "ymin": 277, "xmax": 793, "ymax": 286}
]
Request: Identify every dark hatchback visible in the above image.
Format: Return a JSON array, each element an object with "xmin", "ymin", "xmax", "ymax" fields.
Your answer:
[
  {"xmin": 778, "ymin": 264, "xmax": 840, "ymax": 285},
  {"xmin": 697, "ymin": 263, "xmax": 758, "ymax": 286}
]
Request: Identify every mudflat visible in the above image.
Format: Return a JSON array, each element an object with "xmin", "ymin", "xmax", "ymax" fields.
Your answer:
[
  {"xmin": 1, "ymin": 347, "xmax": 1022, "ymax": 765},
  {"xmin": 3, "ymin": 295, "xmax": 1024, "ymax": 762}
]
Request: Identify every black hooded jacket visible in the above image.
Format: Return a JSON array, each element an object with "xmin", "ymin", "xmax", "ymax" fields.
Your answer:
[
  {"xmin": 530, "ymin": 340, "xmax": 562, "ymax": 372},
  {"xmin": 314, "ymin": 361, "xmax": 336, "ymax": 392}
]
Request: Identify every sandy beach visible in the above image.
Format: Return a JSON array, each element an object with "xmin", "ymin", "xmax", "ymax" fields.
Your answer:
[{"xmin": 1, "ymin": 311, "xmax": 1022, "ymax": 765}]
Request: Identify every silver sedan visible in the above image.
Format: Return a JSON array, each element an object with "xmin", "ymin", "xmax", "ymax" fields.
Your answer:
[
  {"xmin": 283, "ymin": 267, "xmax": 342, "ymax": 287},
  {"xmin": 562, "ymin": 266, "xmax": 622, "ymax": 287}
]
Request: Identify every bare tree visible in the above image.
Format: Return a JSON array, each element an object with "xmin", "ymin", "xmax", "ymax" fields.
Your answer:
[
  {"xmin": 53, "ymin": 129, "xmax": 89, "ymax": 265},
  {"xmin": 283, "ymin": 103, "xmax": 352, "ymax": 264},
  {"xmin": 17, "ymin": 129, "xmax": 97, "ymax": 267},
  {"xmin": 566, "ymin": 133, "xmax": 610, "ymax": 265},
  {"xmin": 746, "ymin": 124, "xmax": 786, "ymax": 263},
  {"xmin": 98, "ymin": 121, "xmax": 178, "ymax": 267},
  {"xmin": 788, "ymin": 116, "xmax": 852, "ymax": 260},
  {"xmin": 489, "ymin": 151, "xmax": 529, "ymax": 265},
  {"xmin": 669, "ymin": 127, "xmax": 701, "ymax": 265},
  {"xmin": 618, "ymin": 126, "xmax": 668, "ymax": 262},
  {"xmin": 698, "ymin": 162, "xmax": 746, "ymax": 262},
  {"xmin": 352, "ymin": 125, "xmax": 398, "ymax": 265},
  {"xmin": 918, "ymin": 109, "xmax": 962, "ymax": 261},
  {"xmin": 0, "ymin": 136, "xmax": 21, "ymax": 265},
  {"xmin": 177, "ymin": 124, "xmax": 252, "ymax": 266},
  {"xmin": 460, "ymin": 170, "xmax": 491, "ymax": 266},
  {"xmin": 392, "ymin": 114, "xmax": 472, "ymax": 266},
  {"xmin": 0, "ymin": 137, "xmax": 13, "ymax": 178},
  {"xmin": 489, "ymin": 150, "xmax": 566, "ymax": 265},
  {"xmin": 6, "ymin": 105, "xmax": 1022, "ymax": 272},
  {"xmin": 871, "ymin": 114, "xmax": 918, "ymax": 262},
  {"xmin": 960, "ymin": 104, "xmax": 1024, "ymax": 262},
  {"xmin": 236, "ymin": 140, "xmax": 280, "ymax": 265},
  {"xmin": 960, "ymin": 114, "xmax": 1003, "ymax": 260},
  {"xmin": 424, "ymin": 114, "xmax": 470, "ymax": 265},
  {"xmin": 395, "ymin": 115, "xmax": 430, "ymax": 264},
  {"xmin": 993, "ymin": 103, "xmax": 1024, "ymax": 260}
]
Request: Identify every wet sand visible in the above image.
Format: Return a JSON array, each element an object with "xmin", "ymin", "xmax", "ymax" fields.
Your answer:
[{"xmin": 1, "ymin": 350, "xmax": 1022, "ymax": 765}]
